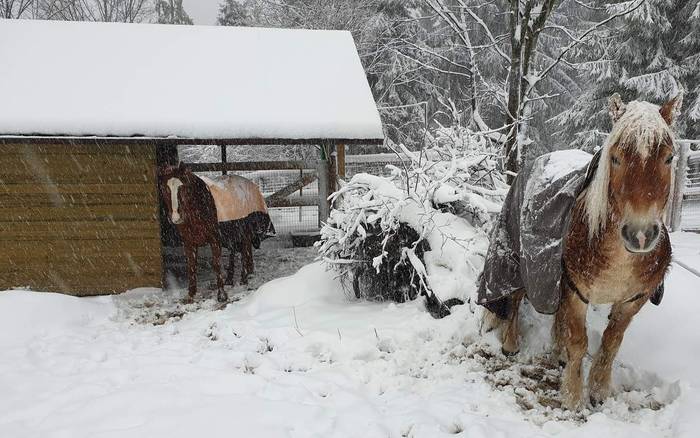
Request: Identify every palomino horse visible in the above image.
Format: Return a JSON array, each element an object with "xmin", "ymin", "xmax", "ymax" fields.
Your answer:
[
  {"xmin": 487, "ymin": 94, "xmax": 682, "ymax": 410},
  {"xmin": 158, "ymin": 163, "xmax": 273, "ymax": 303}
]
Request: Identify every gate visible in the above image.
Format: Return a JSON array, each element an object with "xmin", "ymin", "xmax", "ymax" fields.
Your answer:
[{"xmin": 670, "ymin": 140, "xmax": 700, "ymax": 232}]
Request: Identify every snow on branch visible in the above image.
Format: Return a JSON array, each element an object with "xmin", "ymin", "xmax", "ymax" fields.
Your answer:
[{"xmin": 317, "ymin": 127, "xmax": 506, "ymax": 317}]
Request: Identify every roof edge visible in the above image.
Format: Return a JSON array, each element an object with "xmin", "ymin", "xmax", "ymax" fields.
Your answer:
[{"xmin": 0, "ymin": 136, "xmax": 384, "ymax": 146}]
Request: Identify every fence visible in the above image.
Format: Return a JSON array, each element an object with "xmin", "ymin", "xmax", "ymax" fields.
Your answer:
[
  {"xmin": 676, "ymin": 141, "xmax": 700, "ymax": 231},
  {"xmin": 243, "ymin": 154, "xmax": 405, "ymax": 234},
  {"xmin": 183, "ymin": 143, "xmax": 700, "ymax": 234},
  {"xmin": 252, "ymin": 154, "xmax": 401, "ymax": 234},
  {"xmin": 182, "ymin": 150, "xmax": 407, "ymax": 235}
]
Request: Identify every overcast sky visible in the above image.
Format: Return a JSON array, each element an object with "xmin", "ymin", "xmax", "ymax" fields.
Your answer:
[{"xmin": 183, "ymin": 0, "xmax": 220, "ymax": 25}]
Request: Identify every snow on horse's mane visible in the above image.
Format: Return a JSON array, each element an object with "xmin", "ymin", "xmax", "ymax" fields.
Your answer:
[{"xmin": 583, "ymin": 100, "xmax": 676, "ymax": 238}]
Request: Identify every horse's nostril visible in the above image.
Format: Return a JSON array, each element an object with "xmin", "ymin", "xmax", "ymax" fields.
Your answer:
[
  {"xmin": 621, "ymin": 224, "xmax": 629, "ymax": 238},
  {"xmin": 652, "ymin": 224, "xmax": 660, "ymax": 236}
]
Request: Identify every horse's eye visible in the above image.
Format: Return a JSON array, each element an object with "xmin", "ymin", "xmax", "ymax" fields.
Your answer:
[
  {"xmin": 611, "ymin": 156, "xmax": 621, "ymax": 166},
  {"xmin": 665, "ymin": 155, "xmax": 674, "ymax": 165}
]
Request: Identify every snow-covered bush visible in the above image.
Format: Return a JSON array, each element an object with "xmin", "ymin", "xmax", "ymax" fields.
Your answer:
[{"xmin": 317, "ymin": 128, "xmax": 508, "ymax": 318}]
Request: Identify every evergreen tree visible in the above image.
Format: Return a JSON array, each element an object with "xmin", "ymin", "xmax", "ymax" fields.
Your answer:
[
  {"xmin": 556, "ymin": 0, "xmax": 700, "ymax": 147},
  {"xmin": 156, "ymin": 0, "xmax": 193, "ymax": 25},
  {"xmin": 217, "ymin": 0, "xmax": 254, "ymax": 26}
]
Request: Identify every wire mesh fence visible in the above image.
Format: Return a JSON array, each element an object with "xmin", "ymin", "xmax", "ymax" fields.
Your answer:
[
  {"xmin": 180, "ymin": 149, "xmax": 407, "ymax": 235},
  {"xmin": 682, "ymin": 148, "xmax": 700, "ymax": 231},
  {"xmin": 258, "ymin": 155, "xmax": 406, "ymax": 234}
]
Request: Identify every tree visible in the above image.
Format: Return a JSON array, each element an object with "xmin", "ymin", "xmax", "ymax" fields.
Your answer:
[
  {"xmin": 556, "ymin": 0, "xmax": 700, "ymax": 146},
  {"xmin": 155, "ymin": 0, "xmax": 192, "ymax": 24},
  {"xmin": 214, "ymin": 0, "xmax": 432, "ymax": 151},
  {"xmin": 217, "ymin": 0, "xmax": 253, "ymax": 26},
  {"xmin": 425, "ymin": 0, "xmax": 646, "ymax": 179},
  {"xmin": 1, "ymin": 0, "xmax": 36, "ymax": 18},
  {"xmin": 38, "ymin": 0, "xmax": 153, "ymax": 22}
]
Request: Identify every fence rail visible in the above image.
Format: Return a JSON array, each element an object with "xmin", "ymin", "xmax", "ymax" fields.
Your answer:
[{"xmin": 183, "ymin": 153, "xmax": 408, "ymax": 234}]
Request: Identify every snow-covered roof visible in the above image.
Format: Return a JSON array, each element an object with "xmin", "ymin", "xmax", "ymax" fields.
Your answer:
[{"xmin": 0, "ymin": 19, "xmax": 384, "ymax": 143}]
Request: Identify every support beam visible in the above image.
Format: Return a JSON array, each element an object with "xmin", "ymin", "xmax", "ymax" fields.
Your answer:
[
  {"xmin": 317, "ymin": 160, "xmax": 330, "ymax": 225},
  {"xmin": 187, "ymin": 160, "xmax": 316, "ymax": 172},
  {"xmin": 317, "ymin": 142, "xmax": 336, "ymax": 225},
  {"xmin": 266, "ymin": 195, "xmax": 318, "ymax": 208},
  {"xmin": 265, "ymin": 173, "xmax": 318, "ymax": 204},
  {"xmin": 221, "ymin": 145, "xmax": 227, "ymax": 175},
  {"xmin": 337, "ymin": 143, "xmax": 346, "ymax": 179}
]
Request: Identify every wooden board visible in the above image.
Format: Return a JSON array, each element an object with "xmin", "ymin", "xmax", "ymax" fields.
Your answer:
[{"xmin": 0, "ymin": 143, "xmax": 162, "ymax": 295}]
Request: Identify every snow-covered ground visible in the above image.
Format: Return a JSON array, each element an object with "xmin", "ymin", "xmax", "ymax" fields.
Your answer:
[{"xmin": 0, "ymin": 234, "xmax": 698, "ymax": 437}]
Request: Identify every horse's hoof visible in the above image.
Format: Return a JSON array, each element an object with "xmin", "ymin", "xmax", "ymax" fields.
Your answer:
[
  {"xmin": 217, "ymin": 293, "xmax": 229, "ymax": 303},
  {"xmin": 501, "ymin": 347, "xmax": 519, "ymax": 357},
  {"xmin": 590, "ymin": 395, "xmax": 604, "ymax": 407}
]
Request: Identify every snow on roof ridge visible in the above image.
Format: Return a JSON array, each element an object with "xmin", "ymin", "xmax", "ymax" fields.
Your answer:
[{"xmin": 4, "ymin": 17, "xmax": 354, "ymax": 35}]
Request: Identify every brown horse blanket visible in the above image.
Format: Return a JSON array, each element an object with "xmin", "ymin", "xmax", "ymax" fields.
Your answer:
[
  {"xmin": 198, "ymin": 175, "xmax": 268, "ymax": 223},
  {"xmin": 477, "ymin": 149, "xmax": 663, "ymax": 317}
]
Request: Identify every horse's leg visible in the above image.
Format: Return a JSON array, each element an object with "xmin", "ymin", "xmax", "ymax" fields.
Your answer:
[
  {"xmin": 211, "ymin": 241, "xmax": 228, "ymax": 302},
  {"xmin": 224, "ymin": 247, "xmax": 235, "ymax": 286},
  {"xmin": 552, "ymin": 304, "xmax": 567, "ymax": 366},
  {"xmin": 247, "ymin": 236, "xmax": 255, "ymax": 276},
  {"xmin": 589, "ymin": 295, "xmax": 648, "ymax": 405},
  {"xmin": 240, "ymin": 236, "xmax": 252, "ymax": 285},
  {"xmin": 184, "ymin": 245, "xmax": 198, "ymax": 304},
  {"xmin": 501, "ymin": 289, "xmax": 525, "ymax": 356},
  {"xmin": 556, "ymin": 286, "xmax": 588, "ymax": 410},
  {"xmin": 480, "ymin": 291, "xmax": 524, "ymax": 355}
]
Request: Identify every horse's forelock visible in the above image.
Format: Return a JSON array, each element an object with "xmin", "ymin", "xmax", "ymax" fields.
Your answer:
[
  {"xmin": 611, "ymin": 101, "xmax": 675, "ymax": 159},
  {"xmin": 582, "ymin": 101, "xmax": 675, "ymax": 239}
]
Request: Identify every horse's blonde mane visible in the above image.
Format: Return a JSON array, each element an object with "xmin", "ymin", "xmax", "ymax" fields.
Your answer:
[{"xmin": 582, "ymin": 100, "xmax": 676, "ymax": 238}]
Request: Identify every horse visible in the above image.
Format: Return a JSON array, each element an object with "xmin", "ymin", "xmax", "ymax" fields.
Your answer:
[
  {"xmin": 481, "ymin": 93, "xmax": 682, "ymax": 410},
  {"xmin": 158, "ymin": 163, "xmax": 273, "ymax": 303}
]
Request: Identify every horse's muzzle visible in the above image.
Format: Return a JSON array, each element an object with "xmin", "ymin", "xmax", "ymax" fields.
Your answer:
[
  {"xmin": 171, "ymin": 213, "xmax": 184, "ymax": 225},
  {"xmin": 621, "ymin": 221, "xmax": 661, "ymax": 253}
]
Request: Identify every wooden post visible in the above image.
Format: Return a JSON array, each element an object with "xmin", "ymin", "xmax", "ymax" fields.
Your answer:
[
  {"xmin": 317, "ymin": 142, "xmax": 336, "ymax": 226},
  {"xmin": 298, "ymin": 168, "xmax": 303, "ymax": 223},
  {"xmin": 328, "ymin": 143, "xmax": 337, "ymax": 195},
  {"xmin": 670, "ymin": 141, "xmax": 690, "ymax": 231},
  {"xmin": 337, "ymin": 143, "xmax": 346, "ymax": 179},
  {"xmin": 221, "ymin": 145, "xmax": 227, "ymax": 175}
]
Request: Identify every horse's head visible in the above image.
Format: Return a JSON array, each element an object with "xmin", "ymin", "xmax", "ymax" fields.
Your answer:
[
  {"xmin": 584, "ymin": 93, "xmax": 682, "ymax": 253},
  {"xmin": 158, "ymin": 162, "xmax": 195, "ymax": 225}
]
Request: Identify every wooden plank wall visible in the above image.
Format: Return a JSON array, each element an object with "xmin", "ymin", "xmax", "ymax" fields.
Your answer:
[{"xmin": 0, "ymin": 143, "xmax": 162, "ymax": 295}]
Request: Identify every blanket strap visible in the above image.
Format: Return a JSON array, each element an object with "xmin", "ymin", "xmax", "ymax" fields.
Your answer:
[
  {"xmin": 561, "ymin": 264, "xmax": 589, "ymax": 304},
  {"xmin": 562, "ymin": 263, "xmax": 648, "ymax": 306}
]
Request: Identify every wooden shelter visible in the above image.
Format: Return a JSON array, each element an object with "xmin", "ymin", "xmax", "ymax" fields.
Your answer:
[{"xmin": 0, "ymin": 19, "xmax": 383, "ymax": 295}]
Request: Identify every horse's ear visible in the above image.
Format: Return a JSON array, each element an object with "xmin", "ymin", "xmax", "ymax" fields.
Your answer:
[
  {"xmin": 608, "ymin": 93, "xmax": 627, "ymax": 123},
  {"xmin": 659, "ymin": 93, "xmax": 683, "ymax": 126}
]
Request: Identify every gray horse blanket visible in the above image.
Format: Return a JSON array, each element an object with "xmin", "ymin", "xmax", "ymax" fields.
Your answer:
[{"xmin": 477, "ymin": 149, "xmax": 663, "ymax": 318}]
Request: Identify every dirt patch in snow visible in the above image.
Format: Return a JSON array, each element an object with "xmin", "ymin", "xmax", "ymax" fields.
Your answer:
[
  {"xmin": 115, "ymin": 238, "xmax": 318, "ymax": 325},
  {"xmin": 459, "ymin": 341, "xmax": 679, "ymax": 428}
]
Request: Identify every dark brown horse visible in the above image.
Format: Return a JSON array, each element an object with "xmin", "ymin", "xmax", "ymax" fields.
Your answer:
[
  {"xmin": 490, "ymin": 94, "xmax": 682, "ymax": 410},
  {"xmin": 158, "ymin": 164, "xmax": 273, "ymax": 303}
]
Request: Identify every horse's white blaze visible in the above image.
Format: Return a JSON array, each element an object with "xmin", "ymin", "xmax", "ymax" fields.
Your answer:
[
  {"xmin": 582, "ymin": 100, "xmax": 675, "ymax": 239},
  {"xmin": 167, "ymin": 177, "xmax": 184, "ymax": 224}
]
